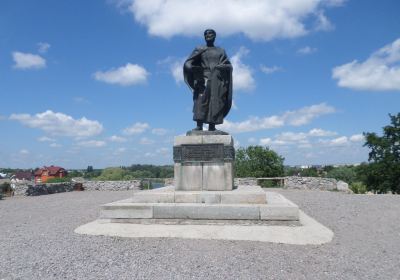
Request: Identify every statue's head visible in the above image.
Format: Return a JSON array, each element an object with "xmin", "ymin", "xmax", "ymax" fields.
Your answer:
[{"xmin": 204, "ymin": 29, "xmax": 216, "ymax": 44}]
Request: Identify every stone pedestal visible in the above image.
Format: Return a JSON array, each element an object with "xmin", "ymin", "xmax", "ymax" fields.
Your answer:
[{"xmin": 173, "ymin": 134, "xmax": 234, "ymax": 191}]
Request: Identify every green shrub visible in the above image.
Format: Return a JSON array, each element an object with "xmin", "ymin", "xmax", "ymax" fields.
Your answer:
[
  {"xmin": 46, "ymin": 177, "xmax": 70, "ymax": 183},
  {"xmin": 235, "ymin": 146, "xmax": 284, "ymax": 178},
  {"xmin": 350, "ymin": 182, "xmax": 367, "ymax": 194},
  {"xmin": 326, "ymin": 166, "xmax": 357, "ymax": 184}
]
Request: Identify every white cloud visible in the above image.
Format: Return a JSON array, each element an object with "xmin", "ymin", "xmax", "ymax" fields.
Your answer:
[
  {"xmin": 314, "ymin": 10, "xmax": 333, "ymax": 31},
  {"xmin": 109, "ymin": 135, "xmax": 127, "ymax": 142},
  {"xmin": 38, "ymin": 136, "xmax": 56, "ymax": 142},
  {"xmin": 12, "ymin": 52, "xmax": 46, "ymax": 69},
  {"xmin": 77, "ymin": 140, "xmax": 107, "ymax": 148},
  {"xmin": 139, "ymin": 137, "xmax": 154, "ymax": 145},
  {"xmin": 328, "ymin": 136, "xmax": 348, "ymax": 146},
  {"xmin": 297, "ymin": 46, "xmax": 317, "ymax": 55},
  {"xmin": 19, "ymin": 149, "xmax": 30, "ymax": 155},
  {"xmin": 37, "ymin": 42, "xmax": 51, "ymax": 53},
  {"xmin": 113, "ymin": 147, "xmax": 127, "ymax": 155},
  {"xmin": 259, "ymin": 138, "xmax": 272, "ymax": 146},
  {"xmin": 231, "ymin": 47, "xmax": 255, "ymax": 91},
  {"xmin": 152, "ymin": 128, "xmax": 167, "ymax": 136},
  {"xmin": 248, "ymin": 137, "xmax": 257, "ymax": 143},
  {"xmin": 308, "ymin": 128, "xmax": 337, "ymax": 137},
  {"xmin": 10, "ymin": 110, "xmax": 103, "ymax": 138},
  {"xmin": 94, "ymin": 63, "xmax": 149, "ymax": 86},
  {"xmin": 260, "ymin": 65, "xmax": 282, "ymax": 74},
  {"xmin": 332, "ymin": 38, "xmax": 400, "ymax": 91},
  {"xmin": 157, "ymin": 56, "xmax": 185, "ymax": 84},
  {"xmin": 123, "ymin": 122, "xmax": 149, "ymax": 135},
  {"xmin": 276, "ymin": 132, "xmax": 308, "ymax": 142},
  {"xmin": 283, "ymin": 103, "xmax": 335, "ymax": 126},
  {"xmin": 126, "ymin": 0, "xmax": 342, "ymax": 41},
  {"xmin": 156, "ymin": 147, "xmax": 169, "ymax": 155},
  {"xmin": 219, "ymin": 103, "xmax": 335, "ymax": 133},
  {"xmin": 324, "ymin": 0, "xmax": 347, "ymax": 7},
  {"xmin": 50, "ymin": 143, "xmax": 62, "ymax": 148},
  {"xmin": 350, "ymin": 134, "xmax": 364, "ymax": 142}
]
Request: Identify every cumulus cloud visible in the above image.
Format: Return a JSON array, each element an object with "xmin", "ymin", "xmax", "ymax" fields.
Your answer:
[
  {"xmin": 328, "ymin": 136, "xmax": 348, "ymax": 146},
  {"xmin": 10, "ymin": 110, "xmax": 103, "ymax": 138},
  {"xmin": 50, "ymin": 143, "xmax": 62, "ymax": 148},
  {"xmin": 219, "ymin": 103, "xmax": 335, "ymax": 133},
  {"xmin": 231, "ymin": 47, "xmax": 255, "ymax": 91},
  {"xmin": 157, "ymin": 56, "xmax": 185, "ymax": 84},
  {"xmin": 297, "ymin": 46, "xmax": 317, "ymax": 55},
  {"xmin": 308, "ymin": 128, "xmax": 337, "ymax": 137},
  {"xmin": 37, "ymin": 42, "xmax": 51, "ymax": 53},
  {"xmin": 38, "ymin": 136, "xmax": 56, "ymax": 142},
  {"xmin": 156, "ymin": 147, "xmax": 169, "ymax": 155},
  {"xmin": 152, "ymin": 128, "xmax": 167, "ymax": 136},
  {"xmin": 12, "ymin": 52, "xmax": 46, "ymax": 69},
  {"xmin": 94, "ymin": 63, "xmax": 149, "ymax": 86},
  {"xmin": 332, "ymin": 38, "xmax": 400, "ymax": 91},
  {"xmin": 260, "ymin": 65, "xmax": 283, "ymax": 74},
  {"xmin": 139, "ymin": 137, "xmax": 154, "ymax": 145},
  {"xmin": 125, "ymin": 0, "xmax": 342, "ymax": 41},
  {"xmin": 123, "ymin": 122, "xmax": 149, "ymax": 135},
  {"xmin": 350, "ymin": 134, "xmax": 364, "ymax": 142},
  {"xmin": 77, "ymin": 140, "xmax": 107, "ymax": 148},
  {"xmin": 314, "ymin": 10, "xmax": 333, "ymax": 31},
  {"xmin": 19, "ymin": 149, "xmax": 30, "ymax": 155},
  {"xmin": 109, "ymin": 135, "xmax": 127, "ymax": 142}
]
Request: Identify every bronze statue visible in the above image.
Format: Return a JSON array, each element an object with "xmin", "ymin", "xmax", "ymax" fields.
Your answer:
[{"xmin": 183, "ymin": 29, "xmax": 233, "ymax": 134}]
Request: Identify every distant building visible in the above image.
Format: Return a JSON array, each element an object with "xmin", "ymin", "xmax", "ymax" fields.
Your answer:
[
  {"xmin": 11, "ymin": 171, "xmax": 34, "ymax": 182},
  {"xmin": 34, "ymin": 166, "xmax": 67, "ymax": 183}
]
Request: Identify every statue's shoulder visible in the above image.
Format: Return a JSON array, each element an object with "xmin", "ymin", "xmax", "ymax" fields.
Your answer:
[{"xmin": 194, "ymin": 45, "xmax": 207, "ymax": 52}]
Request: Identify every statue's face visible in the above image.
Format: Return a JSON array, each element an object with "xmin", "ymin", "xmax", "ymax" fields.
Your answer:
[{"xmin": 204, "ymin": 30, "xmax": 216, "ymax": 43}]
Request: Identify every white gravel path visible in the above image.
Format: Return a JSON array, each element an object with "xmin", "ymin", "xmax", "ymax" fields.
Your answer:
[{"xmin": 1, "ymin": 190, "xmax": 399, "ymax": 280}]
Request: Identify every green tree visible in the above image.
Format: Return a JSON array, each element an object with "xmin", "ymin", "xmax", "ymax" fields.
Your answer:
[
  {"xmin": 363, "ymin": 113, "xmax": 400, "ymax": 193},
  {"xmin": 326, "ymin": 166, "xmax": 357, "ymax": 184},
  {"xmin": 235, "ymin": 146, "xmax": 284, "ymax": 178},
  {"xmin": 95, "ymin": 167, "xmax": 128, "ymax": 181}
]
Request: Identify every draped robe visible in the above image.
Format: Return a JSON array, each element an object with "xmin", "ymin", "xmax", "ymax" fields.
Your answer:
[{"xmin": 183, "ymin": 46, "xmax": 233, "ymax": 125}]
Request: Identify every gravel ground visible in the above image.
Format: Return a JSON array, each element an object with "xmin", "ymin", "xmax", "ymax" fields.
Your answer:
[{"xmin": 1, "ymin": 189, "xmax": 399, "ymax": 280}]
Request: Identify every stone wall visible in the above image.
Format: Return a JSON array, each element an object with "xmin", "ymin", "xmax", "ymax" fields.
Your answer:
[
  {"xmin": 284, "ymin": 176, "xmax": 351, "ymax": 192},
  {"xmin": 13, "ymin": 183, "xmax": 31, "ymax": 196},
  {"xmin": 234, "ymin": 178, "xmax": 258, "ymax": 186},
  {"xmin": 82, "ymin": 180, "xmax": 141, "ymax": 191}
]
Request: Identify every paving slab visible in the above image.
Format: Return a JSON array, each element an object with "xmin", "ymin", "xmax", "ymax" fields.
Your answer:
[{"xmin": 75, "ymin": 211, "xmax": 334, "ymax": 245}]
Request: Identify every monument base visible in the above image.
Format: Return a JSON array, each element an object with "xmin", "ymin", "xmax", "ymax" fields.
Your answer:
[
  {"xmin": 99, "ymin": 186, "xmax": 299, "ymax": 222},
  {"xmin": 173, "ymin": 134, "xmax": 234, "ymax": 191}
]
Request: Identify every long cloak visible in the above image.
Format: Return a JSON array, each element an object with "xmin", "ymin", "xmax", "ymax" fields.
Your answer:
[{"xmin": 183, "ymin": 46, "xmax": 233, "ymax": 124}]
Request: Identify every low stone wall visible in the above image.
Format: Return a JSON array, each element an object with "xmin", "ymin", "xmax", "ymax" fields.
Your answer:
[
  {"xmin": 234, "ymin": 178, "xmax": 258, "ymax": 186},
  {"xmin": 82, "ymin": 180, "xmax": 141, "ymax": 191},
  {"xmin": 13, "ymin": 183, "xmax": 31, "ymax": 196},
  {"xmin": 284, "ymin": 176, "xmax": 351, "ymax": 192}
]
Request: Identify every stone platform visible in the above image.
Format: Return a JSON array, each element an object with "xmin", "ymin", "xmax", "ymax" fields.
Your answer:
[{"xmin": 99, "ymin": 186, "xmax": 299, "ymax": 222}]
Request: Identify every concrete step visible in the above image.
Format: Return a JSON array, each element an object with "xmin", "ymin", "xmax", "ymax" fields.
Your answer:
[{"xmin": 100, "ymin": 191, "xmax": 299, "ymax": 221}]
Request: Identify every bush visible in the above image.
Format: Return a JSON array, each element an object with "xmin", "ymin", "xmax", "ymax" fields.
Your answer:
[
  {"xmin": 46, "ymin": 177, "xmax": 70, "ymax": 183},
  {"xmin": 326, "ymin": 166, "xmax": 357, "ymax": 184},
  {"xmin": 235, "ymin": 146, "xmax": 284, "ymax": 178},
  {"xmin": 350, "ymin": 182, "xmax": 367, "ymax": 194}
]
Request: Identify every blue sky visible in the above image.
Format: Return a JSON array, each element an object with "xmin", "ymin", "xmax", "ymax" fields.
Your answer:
[{"xmin": 1, "ymin": 0, "xmax": 399, "ymax": 169}]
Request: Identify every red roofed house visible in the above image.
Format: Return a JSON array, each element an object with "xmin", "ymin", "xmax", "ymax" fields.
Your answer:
[{"xmin": 34, "ymin": 166, "xmax": 68, "ymax": 183}]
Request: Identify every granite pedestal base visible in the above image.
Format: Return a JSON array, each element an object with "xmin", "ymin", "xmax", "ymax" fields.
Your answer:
[
  {"xmin": 173, "ymin": 134, "xmax": 234, "ymax": 191},
  {"xmin": 99, "ymin": 186, "xmax": 299, "ymax": 222}
]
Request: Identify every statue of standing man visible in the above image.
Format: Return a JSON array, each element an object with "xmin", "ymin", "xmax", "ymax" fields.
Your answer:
[{"xmin": 183, "ymin": 29, "xmax": 233, "ymax": 134}]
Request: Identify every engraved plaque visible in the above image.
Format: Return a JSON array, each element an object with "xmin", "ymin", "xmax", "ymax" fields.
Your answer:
[{"xmin": 182, "ymin": 144, "xmax": 224, "ymax": 162}]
